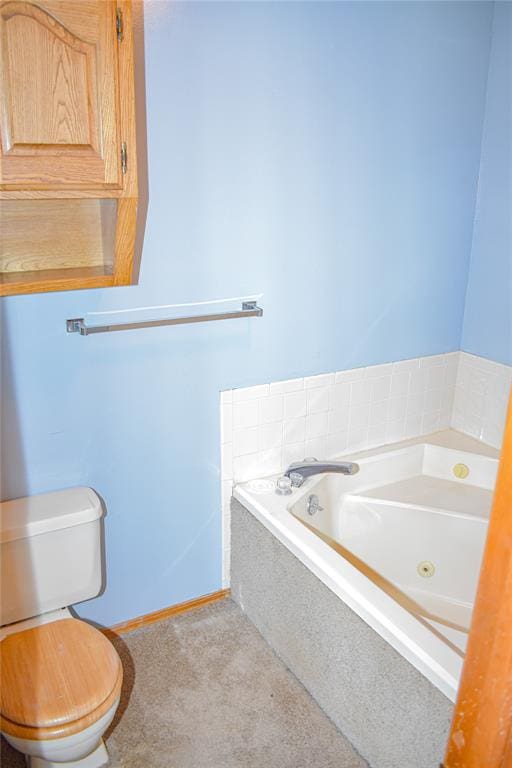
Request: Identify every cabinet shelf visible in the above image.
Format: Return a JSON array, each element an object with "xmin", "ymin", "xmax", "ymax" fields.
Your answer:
[
  {"xmin": 0, "ymin": 198, "xmax": 120, "ymax": 295},
  {"xmin": 0, "ymin": 267, "xmax": 116, "ymax": 296}
]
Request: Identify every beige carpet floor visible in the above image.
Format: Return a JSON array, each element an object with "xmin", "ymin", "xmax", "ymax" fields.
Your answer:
[{"xmin": 1, "ymin": 599, "xmax": 367, "ymax": 768}]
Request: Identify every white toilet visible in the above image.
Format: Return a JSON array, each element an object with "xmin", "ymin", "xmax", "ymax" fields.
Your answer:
[{"xmin": 0, "ymin": 487, "xmax": 123, "ymax": 768}]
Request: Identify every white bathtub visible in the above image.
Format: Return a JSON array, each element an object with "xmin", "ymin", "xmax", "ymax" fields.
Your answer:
[{"xmin": 234, "ymin": 430, "xmax": 499, "ymax": 702}]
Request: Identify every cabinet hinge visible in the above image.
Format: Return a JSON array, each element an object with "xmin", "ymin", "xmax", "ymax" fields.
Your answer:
[
  {"xmin": 121, "ymin": 142, "xmax": 127, "ymax": 174},
  {"xmin": 116, "ymin": 8, "xmax": 124, "ymax": 42}
]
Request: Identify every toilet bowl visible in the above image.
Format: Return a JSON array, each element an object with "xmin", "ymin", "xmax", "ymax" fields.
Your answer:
[
  {"xmin": 1, "ymin": 614, "xmax": 122, "ymax": 768},
  {"xmin": 2, "ymin": 702, "xmax": 118, "ymax": 768},
  {"xmin": 0, "ymin": 489, "xmax": 123, "ymax": 767}
]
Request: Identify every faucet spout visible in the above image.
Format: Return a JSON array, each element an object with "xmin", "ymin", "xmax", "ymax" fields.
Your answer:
[{"xmin": 284, "ymin": 458, "xmax": 359, "ymax": 487}]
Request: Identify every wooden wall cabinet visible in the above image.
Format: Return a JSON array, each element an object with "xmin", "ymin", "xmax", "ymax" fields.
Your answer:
[{"xmin": 0, "ymin": 0, "xmax": 145, "ymax": 296}]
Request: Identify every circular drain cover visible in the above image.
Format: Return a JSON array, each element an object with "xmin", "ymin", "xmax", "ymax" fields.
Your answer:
[{"xmin": 417, "ymin": 560, "xmax": 435, "ymax": 578}]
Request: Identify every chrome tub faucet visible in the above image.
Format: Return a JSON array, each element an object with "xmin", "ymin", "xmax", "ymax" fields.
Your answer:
[{"xmin": 284, "ymin": 458, "xmax": 359, "ymax": 488}]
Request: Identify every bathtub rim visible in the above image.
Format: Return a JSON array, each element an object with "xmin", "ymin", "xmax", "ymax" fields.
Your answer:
[{"xmin": 234, "ymin": 480, "xmax": 462, "ymax": 701}]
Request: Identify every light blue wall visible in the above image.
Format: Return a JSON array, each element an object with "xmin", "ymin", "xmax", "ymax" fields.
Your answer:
[
  {"xmin": 462, "ymin": 1, "xmax": 512, "ymax": 366},
  {"xmin": 1, "ymin": 2, "xmax": 494, "ymax": 625}
]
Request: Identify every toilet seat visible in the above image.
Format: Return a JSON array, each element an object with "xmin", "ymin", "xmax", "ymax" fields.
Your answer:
[{"xmin": 0, "ymin": 618, "xmax": 122, "ymax": 741}]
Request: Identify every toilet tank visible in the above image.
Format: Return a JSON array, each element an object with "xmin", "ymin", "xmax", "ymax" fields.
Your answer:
[{"xmin": 0, "ymin": 487, "xmax": 104, "ymax": 626}]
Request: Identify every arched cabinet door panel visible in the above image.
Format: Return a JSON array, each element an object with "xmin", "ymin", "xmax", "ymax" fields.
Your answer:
[{"xmin": 0, "ymin": 0, "xmax": 122, "ymax": 189}]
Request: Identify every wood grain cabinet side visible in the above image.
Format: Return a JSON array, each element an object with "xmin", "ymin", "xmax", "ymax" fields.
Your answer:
[{"xmin": 0, "ymin": 0, "xmax": 145, "ymax": 296}]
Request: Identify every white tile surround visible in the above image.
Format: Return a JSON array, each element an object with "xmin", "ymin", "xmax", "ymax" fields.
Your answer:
[
  {"xmin": 452, "ymin": 353, "xmax": 512, "ymax": 448},
  {"xmin": 220, "ymin": 351, "xmax": 511, "ymax": 586}
]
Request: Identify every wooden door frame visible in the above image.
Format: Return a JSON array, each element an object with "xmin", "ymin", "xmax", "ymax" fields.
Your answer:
[{"xmin": 443, "ymin": 392, "xmax": 512, "ymax": 767}]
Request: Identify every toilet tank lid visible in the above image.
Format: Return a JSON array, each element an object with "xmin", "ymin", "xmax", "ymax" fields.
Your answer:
[{"xmin": 0, "ymin": 487, "xmax": 103, "ymax": 544}]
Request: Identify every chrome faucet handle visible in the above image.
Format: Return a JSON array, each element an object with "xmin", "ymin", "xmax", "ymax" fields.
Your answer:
[
  {"xmin": 275, "ymin": 476, "xmax": 293, "ymax": 495},
  {"xmin": 289, "ymin": 471, "xmax": 305, "ymax": 488}
]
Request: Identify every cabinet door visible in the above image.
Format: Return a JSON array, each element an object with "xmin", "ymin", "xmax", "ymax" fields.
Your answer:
[{"xmin": 0, "ymin": 0, "xmax": 122, "ymax": 190}]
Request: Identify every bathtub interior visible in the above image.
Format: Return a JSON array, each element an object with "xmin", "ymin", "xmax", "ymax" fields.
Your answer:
[{"xmin": 290, "ymin": 443, "xmax": 498, "ymax": 653}]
